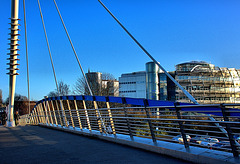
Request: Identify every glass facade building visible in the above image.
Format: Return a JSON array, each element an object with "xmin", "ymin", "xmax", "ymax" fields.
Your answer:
[
  {"xmin": 119, "ymin": 71, "xmax": 146, "ymax": 98},
  {"xmin": 146, "ymin": 62, "xmax": 161, "ymax": 100},
  {"xmin": 119, "ymin": 61, "xmax": 240, "ymax": 104}
]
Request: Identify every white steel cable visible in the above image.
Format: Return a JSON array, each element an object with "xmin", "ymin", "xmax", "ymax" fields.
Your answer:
[
  {"xmin": 23, "ymin": 0, "xmax": 31, "ymax": 114},
  {"xmin": 52, "ymin": 0, "xmax": 93, "ymax": 96},
  {"xmin": 97, "ymin": 0, "xmax": 198, "ymax": 104},
  {"xmin": 37, "ymin": 0, "xmax": 60, "ymax": 95}
]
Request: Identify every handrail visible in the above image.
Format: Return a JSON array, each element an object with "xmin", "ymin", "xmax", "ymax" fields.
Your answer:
[{"xmin": 28, "ymin": 95, "xmax": 240, "ymax": 158}]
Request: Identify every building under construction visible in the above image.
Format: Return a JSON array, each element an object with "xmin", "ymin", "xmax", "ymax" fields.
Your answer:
[{"xmin": 175, "ymin": 61, "xmax": 240, "ymax": 104}]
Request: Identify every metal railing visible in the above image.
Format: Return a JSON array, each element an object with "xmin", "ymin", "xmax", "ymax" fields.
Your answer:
[{"xmin": 28, "ymin": 95, "xmax": 240, "ymax": 158}]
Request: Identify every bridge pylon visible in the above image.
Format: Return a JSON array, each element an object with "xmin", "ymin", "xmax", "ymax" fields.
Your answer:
[{"xmin": 6, "ymin": 0, "xmax": 20, "ymax": 127}]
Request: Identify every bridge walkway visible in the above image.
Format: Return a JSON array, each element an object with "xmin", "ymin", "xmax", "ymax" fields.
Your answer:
[{"xmin": 0, "ymin": 125, "xmax": 189, "ymax": 164}]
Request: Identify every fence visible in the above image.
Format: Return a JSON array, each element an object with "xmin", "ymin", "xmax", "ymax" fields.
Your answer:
[{"xmin": 28, "ymin": 95, "xmax": 240, "ymax": 158}]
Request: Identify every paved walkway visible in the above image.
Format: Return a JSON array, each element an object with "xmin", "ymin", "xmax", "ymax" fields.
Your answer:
[{"xmin": 0, "ymin": 125, "xmax": 190, "ymax": 164}]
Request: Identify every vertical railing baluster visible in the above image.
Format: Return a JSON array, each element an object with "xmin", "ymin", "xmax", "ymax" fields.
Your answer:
[
  {"xmin": 106, "ymin": 97, "xmax": 116, "ymax": 135},
  {"xmin": 40, "ymin": 103, "xmax": 47, "ymax": 124},
  {"xmin": 51, "ymin": 100, "xmax": 58, "ymax": 126},
  {"xmin": 33, "ymin": 109, "xmax": 37, "ymax": 125},
  {"xmin": 144, "ymin": 99, "xmax": 156, "ymax": 145},
  {"xmin": 30, "ymin": 113, "xmax": 35, "ymax": 125},
  {"xmin": 55, "ymin": 100, "xmax": 63, "ymax": 126},
  {"xmin": 93, "ymin": 100, "xmax": 103, "ymax": 133},
  {"xmin": 36, "ymin": 105, "xmax": 42, "ymax": 124},
  {"xmin": 122, "ymin": 98, "xmax": 133, "ymax": 141},
  {"xmin": 60, "ymin": 99, "xmax": 68, "ymax": 127},
  {"xmin": 38, "ymin": 104, "xmax": 44, "ymax": 124},
  {"xmin": 74, "ymin": 98, "xmax": 82, "ymax": 130},
  {"xmin": 175, "ymin": 102, "xmax": 189, "ymax": 149},
  {"xmin": 83, "ymin": 99, "xmax": 91, "ymax": 131},
  {"xmin": 46, "ymin": 100, "xmax": 53, "ymax": 125},
  {"xmin": 42, "ymin": 101, "xmax": 50, "ymax": 125},
  {"xmin": 220, "ymin": 104, "xmax": 239, "ymax": 158},
  {"xmin": 67, "ymin": 99, "xmax": 75, "ymax": 128},
  {"xmin": 35, "ymin": 108, "xmax": 39, "ymax": 124}
]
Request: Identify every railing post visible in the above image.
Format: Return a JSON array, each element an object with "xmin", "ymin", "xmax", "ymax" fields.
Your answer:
[
  {"xmin": 144, "ymin": 99, "xmax": 157, "ymax": 145},
  {"xmin": 220, "ymin": 104, "xmax": 239, "ymax": 158},
  {"xmin": 40, "ymin": 103, "xmax": 47, "ymax": 124},
  {"xmin": 82, "ymin": 99, "xmax": 91, "ymax": 131},
  {"xmin": 106, "ymin": 97, "xmax": 116, "ymax": 135},
  {"xmin": 93, "ymin": 98, "xmax": 103, "ymax": 133},
  {"xmin": 36, "ymin": 105, "xmax": 43, "ymax": 124},
  {"xmin": 30, "ymin": 112, "xmax": 34, "ymax": 125},
  {"xmin": 46, "ymin": 100, "xmax": 53, "ymax": 125},
  {"xmin": 55, "ymin": 100, "xmax": 63, "ymax": 126},
  {"xmin": 122, "ymin": 98, "xmax": 134, "ymax": 141},
  {"xmin": 175, "ymin": 102, "xmax": 189, "ymax": 149},
  {"xmin": 59, "ymin": 99, "xmax": 68, "ymax": 127},
  {"xmin": 66, "ymin": 99, "xmax": 75, "ymax": 128},
  {"xmin": 33, "ymin": 109, "xmax": 38, "ymax": 125},
  {"xmin": 34, "ymin": 108, "xmax": 39, "ymax": 124},
  {"xmin": 73, "ymin": 98, "xmax": 82, "ymax": 130},
  {"xmin": 42, "ymin": 101, "xmax": 50, "ymax": 125},
  {"xmin": 50, "ymin": 100, "xmax": 58, "ymax": 125}
]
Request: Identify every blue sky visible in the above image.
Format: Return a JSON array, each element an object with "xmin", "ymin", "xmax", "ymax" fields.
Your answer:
[{"xmin": 1, "ymin": 0, "xmax": 240, "ymax": 101}]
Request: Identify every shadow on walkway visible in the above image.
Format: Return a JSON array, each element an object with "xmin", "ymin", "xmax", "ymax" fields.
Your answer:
[{"xmin": 0, "ymin": 125, "xmax": 189, "ymax": 164}]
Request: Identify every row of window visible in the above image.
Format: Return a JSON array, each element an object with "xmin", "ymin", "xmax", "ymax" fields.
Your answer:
[
  {"xmin": 176, "ymin": 96, "xmax": 236, "ymax": 101},
  {"xmin": 119, "ymin": 90, "xmax": 136, "ymax": 93},
  {"xmin": 177, "ymin": 76, "xmax": 239, "ymax": 81},
  {"xmin": 119, "ymin": 82, "xmax": 136, "ymax": 84}
]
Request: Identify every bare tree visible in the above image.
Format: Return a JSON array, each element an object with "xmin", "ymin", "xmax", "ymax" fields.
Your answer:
[
  {"xmin": 74, "ymin": 72, "xmax": 119, "ymax": 96},
  {"xmin": 48, "ymin": 80, "xmax": 71, "ymax": 97},
  {"xmin": 5, "ymin": 93, "xmax": 29, "ymax": 115}
]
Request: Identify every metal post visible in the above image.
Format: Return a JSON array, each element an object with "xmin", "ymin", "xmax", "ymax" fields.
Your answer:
[
  {"xmin": 73, "ymin": 99, "xmax": 83, "ymax": 130},
  {"xmin": 6, "ymin": 0, "xmax": 20, "ymax": 127},
  {"xmin": 144, "ymin": 99, "xmax": 157, "ymax": 145},
  {"xmin": 220, "ymin": 104, "xmax": 239, "ymax": 158},
  {"xmin": 50, "ymin": 100, "xmax": 58, "ymax": 125},
  {"xmin": 93, "ymin": 101, "xmax": 103, "ymax": 133},
  {"xmin": 37, "ymin": 105, "xmax": 44, "ymax": 124},
  {"xmin": 41, "ymin": 103, "xmax": 49, "ymax": 124},
  {"xmin": 32, "ymin": 110, "xmax": 37, "ymax": 125},
  {"xmin": 106, "ymin": 100, "xmax": 116, "ymax": 135},
  {"xmin": 175, "ymin": 103, "xmax": 189, "ymax": 149},
  {"xmin": 122, "ymin": 98, "xmax": 133, "ymax": 141},
  {"xmin": 46, "ymin": 100, "xmax": 53, "ymax": 125},
  {"xmin": 66, "ymin": 99, "xmax": 75, "ymax": 128},
  {"xmin": 82, "ymin": 100, "xmax": 91, "ymax": 131},
  {"xmin": 55, "ymin": 100, "xmax": 63, "ymax": 126},
  {"xmin": 36, "ymin": 105, "xmax": 41, "ymax": 123},
  {"xmin": 34, "ymin": 109, "xmax": 39, "ymax": 124},
  {"xmin": 59, "ymin": 100, "xmax": 68, "ymax": 127}
]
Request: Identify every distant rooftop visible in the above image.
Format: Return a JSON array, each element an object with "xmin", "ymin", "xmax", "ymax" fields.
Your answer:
[
  {"xmin": 177, "ymin": 61, "xmax": 209, "ymax": 66},
  {"xmin": 120, "ymin": 71, "xmax": 146, "ymax": 77}
]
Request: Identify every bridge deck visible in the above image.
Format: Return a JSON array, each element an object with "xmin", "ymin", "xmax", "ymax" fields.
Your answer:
[{"xmin": 0, "ymin": 125, "xmax": 188, "ymax": 164}]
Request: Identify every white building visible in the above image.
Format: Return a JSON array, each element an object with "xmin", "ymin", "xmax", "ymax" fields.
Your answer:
[{"xmin": 119, "ymin": 71, "xmax": 146, "ymax": 98}]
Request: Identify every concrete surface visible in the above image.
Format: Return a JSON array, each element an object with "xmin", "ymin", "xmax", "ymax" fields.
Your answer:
[
  {"xmin": 0, "ymin": 125, "xmax": 189, "ymax": 164},
  {"xmin": 42, "ymin": 124, "xmax": 239, "ymax": 164}
]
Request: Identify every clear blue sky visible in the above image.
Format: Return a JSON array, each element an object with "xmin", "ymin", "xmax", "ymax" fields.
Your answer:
[{"xmin": 1, "ymin": 0, "xmax": 240, "ymax": 101}]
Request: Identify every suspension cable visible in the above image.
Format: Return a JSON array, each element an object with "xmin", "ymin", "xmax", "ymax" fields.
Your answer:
[
  {"xmin": 37, "ymin": 0, "xmax": 60, "ymax": 95},
  {"xmin": 97, "ymin": 0, "xmax": 198, "ymax": 104},
  {"xmin": 23, "ymin": 0, "xmax": 30, "ymax": 114},
  {"xmin": 52, "ymin": 0, "xmax": 93, "ymax": 96}
]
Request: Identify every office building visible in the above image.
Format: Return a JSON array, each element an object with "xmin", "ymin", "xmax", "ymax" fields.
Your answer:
[{"xmin": 119, "ymin": 71, "xmax": 146, "ymax": 98}]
